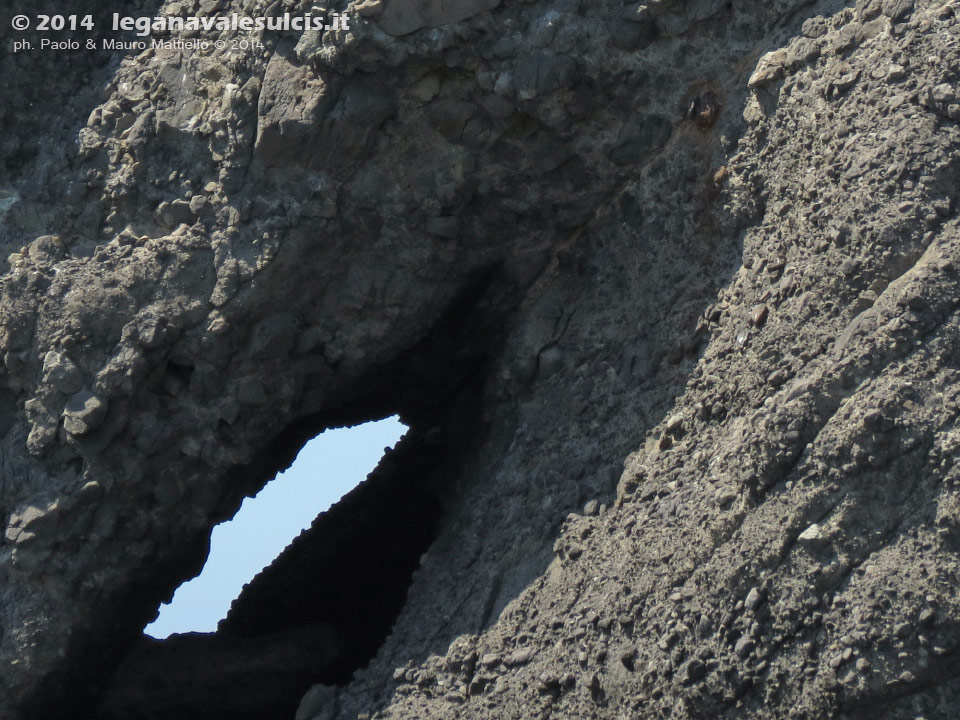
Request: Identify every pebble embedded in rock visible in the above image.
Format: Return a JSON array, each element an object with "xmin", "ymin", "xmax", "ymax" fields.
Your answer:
[
  {"xmin": 752, "ymin": 305, "xmax": 769, "ymax": 327},
  {"xmin": 479, "ymin": 653, "xmax": 500, "ymax": 667},
  {"xmin": 748, "ymin": 50, "xmax": 788, "ymax": 89},
  {"xmin": 665, "ymin": 413, "xmax": 684, "ymax": 435},
  {"xmin": 42, "ymin": 352, "xmax": 84, "ymax": 395},
  {"xmin": 767, "ymin": 369, "xmax": 787, "ymax": 386},
  {"xmin": 62, "ymin": 391, "xmax": 108, "ymax": 435},
  {"xmin": 798, "ymin": 523, "xmax": 826, "ymax": 545},
  {"xmin": 682, "ymin": 658, "xmax": 707, "ymax": 683},
  {"xmin": 78, "ymin": 481, "xmax": 105, "ymax": 504},
  {"xmin": 735, "ymin": 636, "xmax": 756, "ymax": 658},
  {"xmin": 714, "ymin": 487, "xmax": 737, "ymax": 506},
  {"xmin": 503, "ymin": 648, "xmax": 534, "ymax": 667},
  {"xmin": 136, "ymin": 317, "xmax": 168, "ymax": 350}
]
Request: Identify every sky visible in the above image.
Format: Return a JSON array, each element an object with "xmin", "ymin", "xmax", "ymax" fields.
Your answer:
[{"xmin": 144, "ymin": 415, "xmax": 407, "ymax": 638}]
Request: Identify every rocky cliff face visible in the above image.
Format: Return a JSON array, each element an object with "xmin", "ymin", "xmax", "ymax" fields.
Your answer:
[{"xmin": 1, "ymin": 0, "xmax": 959, "ymax": 718}]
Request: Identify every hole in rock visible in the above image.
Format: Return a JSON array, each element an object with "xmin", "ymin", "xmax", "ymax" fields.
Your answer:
[
  {"xmin": 95, "ymin": 272, "xmax": 498, "ymax": 719},
  {"xmin": 97, "ymin": 414, "xmax": 450, "ymax": 720},
  {"xmin": 144, "ymin": 415, "xmax": 407, "ymax": 639}
]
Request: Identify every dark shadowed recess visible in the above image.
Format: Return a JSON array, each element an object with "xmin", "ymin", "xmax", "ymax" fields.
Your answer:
[{"xmin": 82, "ymin": 266, "xmax": 515, "ymax": 720}]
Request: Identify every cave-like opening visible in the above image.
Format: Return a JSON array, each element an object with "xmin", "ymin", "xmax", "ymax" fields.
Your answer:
[
  {"xmin": 90, "ymin": 269, "xmax": 506, "ymax": 720},
  {"xmin": 91, "ymin": 416, "xmax": 455, "ymax": 720},
  {"xmin": 144, "ymin": 416, "xmax": 408, "ymax": 639}
]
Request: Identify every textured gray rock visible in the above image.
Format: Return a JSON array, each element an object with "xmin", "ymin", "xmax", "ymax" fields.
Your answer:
[
  {"xmin": 378, "ymin": 0, "xmax": 501, "ymax": 36},
  {"xmin": 1, "ymin": 0, "xmax": 960, "ymax": 719}
]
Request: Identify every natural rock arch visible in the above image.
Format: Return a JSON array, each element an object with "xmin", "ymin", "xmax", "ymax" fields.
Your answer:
[{"xmin": 4, "ymin": 1, "xmax": 960, "ymax": 720}]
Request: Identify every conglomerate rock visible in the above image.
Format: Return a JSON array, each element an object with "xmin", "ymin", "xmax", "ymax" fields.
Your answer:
[{"xmin": 1, "ymin": 0, "xmax": 960, "ymax": 718}]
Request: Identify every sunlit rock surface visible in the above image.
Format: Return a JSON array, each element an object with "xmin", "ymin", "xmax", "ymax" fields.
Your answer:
[{"xmin": 2, "ymin": 0, "xmax": 960, "ymax": 719}]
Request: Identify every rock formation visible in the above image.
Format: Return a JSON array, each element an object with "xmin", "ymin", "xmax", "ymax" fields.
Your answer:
[{"xmin": 1, "ymin": 0, "xmax": 960, "ymax": 718}]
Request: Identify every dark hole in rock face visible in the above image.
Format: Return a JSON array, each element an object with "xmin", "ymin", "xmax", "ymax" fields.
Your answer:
[
  {"xmin": 84, "ymin": 268, "xmax": 506, "ymax": 720},
  {"xmin": 91, "ymin": 424, "xmax": 448, "ymax": 720}
]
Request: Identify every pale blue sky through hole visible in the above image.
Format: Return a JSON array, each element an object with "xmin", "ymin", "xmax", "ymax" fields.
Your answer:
[{"xmin": 144, "ymin": 415, "xmax": 407, "ymax": 639}]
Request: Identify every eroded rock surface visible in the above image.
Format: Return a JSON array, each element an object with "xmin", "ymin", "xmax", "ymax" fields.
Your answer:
[{"xmin": 1, "ymin": 0, "xmax": 960, "ymax": 719}]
